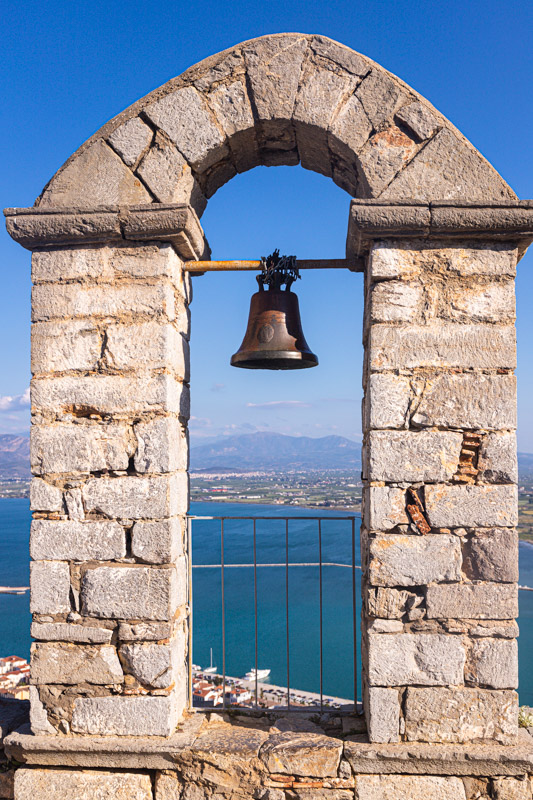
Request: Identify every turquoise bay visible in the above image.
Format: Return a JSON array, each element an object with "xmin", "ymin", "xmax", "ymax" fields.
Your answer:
[{"xmin": 1, "ymin": 498, "xmax": 531, "ymax": 704}]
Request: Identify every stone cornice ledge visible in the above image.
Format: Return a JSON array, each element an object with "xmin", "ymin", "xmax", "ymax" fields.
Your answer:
[
  {"xmin": 5, "ymin": 724, "xmax": 533, "ymax": 776},
  {"xmin": 346, "ymin": 199, "xmax": 533, "ymax": 260},
  {"xmin": 3, "ymin": 204, "xmax": 211, "ymax": 261}
]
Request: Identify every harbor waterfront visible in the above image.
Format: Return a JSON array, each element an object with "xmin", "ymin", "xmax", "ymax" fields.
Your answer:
[{"xmin": 1, "ymin": 497, "xmax": 532, "ymax": 704}]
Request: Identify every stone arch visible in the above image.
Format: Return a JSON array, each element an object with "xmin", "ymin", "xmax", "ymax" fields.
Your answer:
[{"xmin": 36, "ymin": 33, "xmax": 516, "ymax": 215}]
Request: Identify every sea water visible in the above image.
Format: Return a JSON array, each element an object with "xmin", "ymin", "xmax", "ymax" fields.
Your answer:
[{"xmin": 1, "ymin": 498, "xmax": 532, "ymax": 704}]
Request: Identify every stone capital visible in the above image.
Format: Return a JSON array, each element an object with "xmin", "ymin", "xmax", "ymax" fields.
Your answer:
[
  {"xmin": 3, "ymin": 203, "xmax": 210, "ymax": 260},
  {"xmin": 346, "ymin": 199, "xmax": 533, "ymax": 258}
]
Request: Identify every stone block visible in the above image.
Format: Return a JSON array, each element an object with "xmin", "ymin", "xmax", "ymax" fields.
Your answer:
[
  {"xmin": 119, "ymin": 642, "xmax": 175, "ymax": 688},
  {"xmin": 64, "ymin": 488, "xmax": 84, "ymax": 520},
  {"xmin": 31, "ymin": 642, "xmax": 123, "ymax": 685},
  {"xmin": 382, "ymin": 128, "xmax": 516, "ymax": 202},
  {"xmin": 448, "ymin": 282, "xmax": 515, "ymax": 324},
  {"xmin": 366, "ymin": 687, "xmax": 400, "ymax": 743},
  {"xmin": 293, "ymin": 64, "xmax": 353, "ymax": 173},
  {"xmin": 31, "ymin": 243, "xmax": 185, "ymax": 283},
  {"xmin": 8, "ymin": 210, "xmax": 123, "ymax": 249},
  {"xmin": 404, "ymin": 687, "xmax": 518, "ymax": 743},
  {"xmin": 329, "ymin": 94, "xmax": 373, "ymax": 162},
  {"xmin": 136, "ymin": 133, "xmax": 207, "ymax": 213},
  {"xmin": 369, "ymin": 279, "xmax": 422, "ymax": 323},
  {"xmin": 14, "ymin": 767, "xmax": 152, "ymax": 799},
  {"xmin": 31, "ymin": 247, "xmax": 107, "ymax": 283},
  {"xmin": 131, "ymin": 518, "xmax": 183, "ymax": 564},
  {"xmin": 478, "ymin": 432, "xmax": 518, "ymax": 484},
  {"xmin": 31, "ymin": 423, "xmax": 135, "ymax": 474},
  {"xmin": 30, "ymin": 479, "xmax": 62, "ymax": 512},
  {"xmin": 30, "ymin": 561, "xmax": 71, "ymax": 615},
  {"xmin": 207, "ymin": 79, "xmax": 254, "ymax": 135},
  {"xmin": 32, "ymin": 281, "xmax": 175, "ymax": 323},
  {"xmin": 364, "ymin": 486, "xmax": 408, "ymax": 530},
  {"xmin": 367, "ymin": 587, "xmax": 416, "ymax": 619},
  {"xmin": 425, "ymin": 484, "xmax": 518, "ymax": 528},
  {"xmin": 470, "ymin": 620, "xmax": 519, "ymax": 639},
  {"xmin": 310, "ymin": 35, "xmax": 369, "ymax": 76},
  {"xmin": 243, "ymin": 34, "xmax": 308, "ymax": 121},
  {"xmin": 82, "ymin": 473, "xmax": 188, "ymax": 519},
  {"xmin": 395, "ymin": 101, "xmax": 440, "ymax": 141},
  {"xmin": 356, "ymin": 70, "xmax": 406, "ymax": 129},
  {"xmin": 463, "ymin": 528, "xmax": 519, "ymax": 582},
  {"xmin": 31, "ymin": 622, "xmax": 113, "ymax": 643},
  {"xmin": 105, "ymin": 322, "xmax": 188, "ymax": 377},
  {"xmin": 32, "ymin": 373, "xmax": 187, "ymax": 416},
  {"xmin": 109, "ymin": 244, "xmax": 184, "ymax": 281},
  {"xmin": 492, "ymin": 778, "xmax": 532, "ymax": 800},
  {"xmin": 356, "ymin": 775, "xmax": 466, "ymax": 800},
  {"xmin": 134, "ymin": 417, "xmax": 188, "ymax": 474},
  {"xmin": 259, "ymin": 732, "xmax": 343, "ymax": 777},
  {"xmin": 145, "ymin": 86, "xmax": 228, "ymax": 172},
  {"xmin": 364, "ymin": 373, "xmax": 410, "ymax": 430},
  {"xmin": 367, "ymin": 430, "xmax": 462, "ymax": 482},
  {"xmin": 107, "ymin": 116, "xmax": 153, "ymax": 166},
  {"xmin": 466, "ymin": 639, "xmax": 518, "ymax": 689},
  {"xmin": 192, "ymin": 48, "xmax": 244, "ymax": 90},
  {"xmin": 370, "ymin": 323, "xmax": 516, "ymax": 371},
  {"xmin": 359, "ymin": 125, "xmax": 418, "ymax": 197},
  {"xmin": 71, "ymin": 695, "xmax": 178, "ymax": 736},
  {"xmin": 426, "ymin": 583, "xmax": 518, "ymax": 620},
  {"xmin": 81, "ymin": 566, "xmax": 177, "ymax": 620},
  {"xmin": 31, "ymin": 319, "xmax": 101, "ymax": 373},
  {"xmin": 368, "ymin": 618, "xmax": 403, "ymax": 633},
  {"xmin": 39, "ymin": 140, "xmax": 151, "ymax": 207},
  {"xmin": 369, "ymin": 534, "xmax": 461, "ymax": 586},
  {"xmin": 30, "ymin": 519, "xmax": 126, "ymax": 561},
  {"xmin": 367, "ymin": 633, "xmax": 465, "ymax": 686},
  {"xmin": 368, "ymin": 241, "xmax": 423, "ymax": 280},
  {"xmin": 411, "ymin": 373, "xmax": 517, "ymax": 430},
  {"xmin": 118, "ymin": 621, "xmax": 172, "ymax": 641},
  {"xmin": 107, "ymin": 117, "xmax": 154, "ymax": 167},
  {"xmin": 29, "ymin": 686, "xmax": 55, "ymax": 735}
]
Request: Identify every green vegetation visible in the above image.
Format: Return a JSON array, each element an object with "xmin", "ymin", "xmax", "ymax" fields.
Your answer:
[
  {"xmin": 519, "ymin": 481, "xmax": 533, "ymax": 541},
  {"xmin": 190, "ymin": 470, "xmax": 362, "ymax": 511}
]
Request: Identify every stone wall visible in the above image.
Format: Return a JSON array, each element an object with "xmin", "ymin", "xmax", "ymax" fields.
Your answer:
[
  {"xmin": 4, "ymin": 711, "xmax": 533, "ymax": 800},
  {"xmin": 28, "ymin": 242, "xmax": 191, "ymax": 736},
  {"xmin": 361, "ymin": 239, "xmax": 519, "ymax": 744}
]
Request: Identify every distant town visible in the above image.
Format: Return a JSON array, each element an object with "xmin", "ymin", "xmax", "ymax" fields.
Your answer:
[
  {"xmin": 3, "ymin": 473, "xmax": 533, "ymax": 539},
  {"xmin": 192, "ymin": 664, "xmax": 351, "ymax": 710},
  {"xmin": 0, "ymin": 656, "xmax": 30, "ymax": 701}
]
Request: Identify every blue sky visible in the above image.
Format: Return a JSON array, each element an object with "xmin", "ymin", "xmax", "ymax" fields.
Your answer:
[{"xmin": 2, "ymin": 0, "xmax": 533, "ymax": 448}]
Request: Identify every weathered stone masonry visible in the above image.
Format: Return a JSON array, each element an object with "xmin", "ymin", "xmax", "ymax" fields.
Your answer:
[
  {"xmin": 360, "ymin": 236, "xmax": 519, "ymax": 745},
  {"xmin": 4, "ymin": 30, "xmax": 533, "ymax": 800}
]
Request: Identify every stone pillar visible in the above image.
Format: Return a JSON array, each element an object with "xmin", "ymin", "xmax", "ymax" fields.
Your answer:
[
  {"xmin": 360, "ymin": 234, "xmax": 519, "ymax": 744},
  {"xmin": 27, "ymin": 236, "xmax": 192, "ymax": 736}
]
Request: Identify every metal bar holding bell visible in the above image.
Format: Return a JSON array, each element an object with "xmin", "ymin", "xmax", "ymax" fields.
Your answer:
[{"xmin": 184, "ymin": 258, "xmax": 361, "ymax": 272}]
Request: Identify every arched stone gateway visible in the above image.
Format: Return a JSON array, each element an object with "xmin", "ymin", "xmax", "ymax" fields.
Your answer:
[{"xmin": 4, "ymin": 33, "xmax": 533, "ymax": 800}]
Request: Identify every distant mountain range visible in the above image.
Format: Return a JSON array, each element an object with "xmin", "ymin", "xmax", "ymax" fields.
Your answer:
[
  {"xmin": 0, "ymin": 435, "xmax": 31, "ymax": 479},
  {"xmin": 190, "ymin": 432, "xmax": 362, "ymax": 471},
  {"xmin": 1, "ymin": 432, "xmax": 533, "ymax": 477}
]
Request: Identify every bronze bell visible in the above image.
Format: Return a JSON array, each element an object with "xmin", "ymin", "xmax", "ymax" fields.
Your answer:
[{"xmin": 231, "ymin": 251, "xmax": 318, "ymax": 370}]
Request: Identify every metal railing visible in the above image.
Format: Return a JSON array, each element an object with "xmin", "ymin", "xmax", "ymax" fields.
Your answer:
[{"xmin": 187, "ymin": 515, "xmax": 359, "ymax": 713}]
